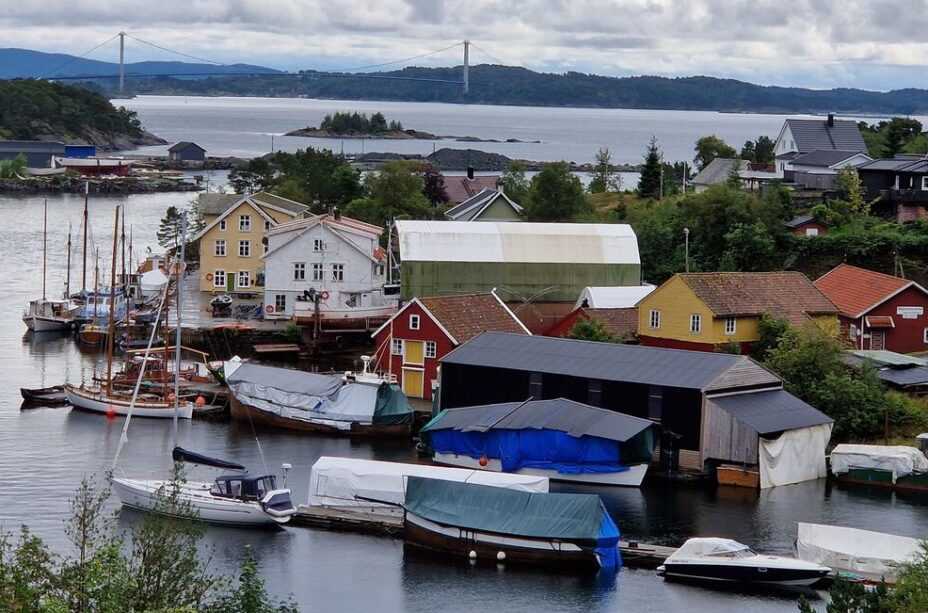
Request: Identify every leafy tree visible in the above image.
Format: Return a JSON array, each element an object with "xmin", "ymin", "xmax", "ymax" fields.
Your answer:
[
  {"xmin": 888, "ymin": 542, "xmax": 928, "ymax": 612},
  {"xmin": 500, "ymin": 161, "xmax": 530, "ymax": 204},
  {"xmin": 569, "ymin": 318, "xmax": 616, "ymax": 343},
  {"xmin": 0, "ymin": 153, "xmax": 26, "ymax": 179},
  {"xmin": 524, "ymin": 161, "xmax": 589, "ymax": 221},
  {"xmin": 625, "ymin": 197, "xmax": 687, "ymax": 281},
  {"xmin": 754, "ymin": 136, "xmax": 775, "ymax": 165},
  {"xmin": 318, "ymin": 111, "xmax": 399, "ymax": 134},
  {"xmin": 157, "ymin": 206, "xmax": 186, "ymax": 252},
  {"xmin": 271, "ymin": 149, "xmax": 362, "ymax": 211},
  {"xmin": 638, "ymin": 136, "xmax": 663, "ymax": 199},
  {"xmin": 229, "ymin": 158, "xmax": 275, "ymax": 194},
  {"xmin": 798, "ymin": 576, "xmax": 890, "ymax": 613},
  {"xmin": 740, "ymin": 140, "xmax": 755, "ymax": 162},
  {"xmin": 346, "ymin": 160, "xmax": 432, "ymax": 227},
  {"xmin": 211, "ymin": 547, "xmax": 298, "ymax": 613},
  {"xmin": 589, "ymin": 147, "xmax": 620, "ymax": 193},
  {"xmin": 719, "ymin": 221, "xmax": 777, "ymax": 271},
  {"xmin": 725, "ymin": 161, "xmax": 743, "ymax": 189},
  {"xmin": 752, "ymin": 314, "xmax": 790, "ymax": 360},
  {"xmin": 835, "ymin": 167, "xmax": 867, "ymax": 215},
  {"xmin": 694, "ymin": 135, "xmax": 737, "ymax": 170},
  {"xmin": 421, "ymin": 164, "xmax": 449, "ymax": 206}
]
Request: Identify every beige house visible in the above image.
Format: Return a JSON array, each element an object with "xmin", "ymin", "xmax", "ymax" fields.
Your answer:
[{"xmin": 193, "ymin": 192, "xmax": 309, "ymax": 294}]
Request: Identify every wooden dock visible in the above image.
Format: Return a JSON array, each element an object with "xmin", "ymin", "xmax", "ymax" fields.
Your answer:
[{"xmin": 291, "ymin": 506, "xmax": 676, "ymax": 567}]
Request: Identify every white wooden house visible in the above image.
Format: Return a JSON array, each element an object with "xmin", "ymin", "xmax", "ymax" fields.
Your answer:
[{"xmin": 262, "ymin": 212, "xmax": 389, "ymax": 321}]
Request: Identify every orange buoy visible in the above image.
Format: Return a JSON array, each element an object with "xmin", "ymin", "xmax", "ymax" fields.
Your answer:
[
  {"xmin": 479, "ymin": 455, "xmax": 488, "ymax": 467},
  {"xmin": 195, "ymin": 395, "xmax": 206, "ymax": 407}
]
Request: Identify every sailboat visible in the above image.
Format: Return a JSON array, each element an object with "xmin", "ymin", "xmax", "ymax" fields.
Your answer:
[
  {"xmin": 66, "ymin": 205, "xmax": 194, "ymax": 419},
  {"xmin": 23, "ymin": 200, "xmax": 80, "ymax": 332}
]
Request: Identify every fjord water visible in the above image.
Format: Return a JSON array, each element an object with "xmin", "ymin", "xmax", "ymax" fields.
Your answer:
[{"xmin": 2, "ymin": 99, "xmax": 928, "ymax": 611}]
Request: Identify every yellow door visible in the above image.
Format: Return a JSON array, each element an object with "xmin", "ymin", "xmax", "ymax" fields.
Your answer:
[
  {"xmin": 404, "ymin": 340, "xmax": 425, "ymax": 365},
  {"xmin": 402, "ymin": 368, "xmax": 424, "ymax": 398}
]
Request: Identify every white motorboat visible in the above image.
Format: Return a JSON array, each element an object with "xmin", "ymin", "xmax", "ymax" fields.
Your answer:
[
  {"xmin": 23, "ymin": 299, "xmax": 78, "ymax": 331},
  {"xmin": 431, "ymin": 452, "xmax": 650, "ymax": 487},
  {"xmin": 112, "ymin": 448, "xmax": 296, "ymax": 527},
  {"xmin": 65, "ymin": 384, "xmax": 193, "ymax": 419},
  {"xmin": 658, "ymin": 538, "xmax": 830, "ymax": 587},
  {"xmin": 796, "ymin": 523, "xmax": 921, "ymax": 583}
]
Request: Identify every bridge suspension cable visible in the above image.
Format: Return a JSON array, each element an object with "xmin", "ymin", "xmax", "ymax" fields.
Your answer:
[
  {"xmin": 331, "ymin": 41, "xmax": 463, "ymax": 73},
  {"xmin": 124, "ymin": 33, "xmax": 228, "ymax": 67},
  {"xmin": 43, "ymin": 33, "xmax": 121, "ymax": 78}
]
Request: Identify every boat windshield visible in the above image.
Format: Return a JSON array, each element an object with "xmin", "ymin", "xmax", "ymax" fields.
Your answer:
[{"xmin": 708, "ymin": 548, "xmax": 756, "ymax": 558}]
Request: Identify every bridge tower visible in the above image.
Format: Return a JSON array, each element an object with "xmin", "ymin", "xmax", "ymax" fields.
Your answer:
[
  {"xmin": 118, "ymin": 31, "xmax": 126, "ymax": 93},
  {"xmin": 463, "ymin": 40, "xmax": 470, "ymax": 95}
]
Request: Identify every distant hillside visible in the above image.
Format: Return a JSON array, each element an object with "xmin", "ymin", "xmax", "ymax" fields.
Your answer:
[
  {"xmin": 0, "ymin": 48, "xmax": 280, "ymax": 80},
  {"xmin": 0, "ymin": 80, "xmax": 164, "ymax": 149},
  {"xmin": 127, "ymin": 64, "xmax": 928, "ymax": 115}
]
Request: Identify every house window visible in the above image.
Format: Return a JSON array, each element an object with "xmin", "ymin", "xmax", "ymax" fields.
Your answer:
[
  {"xmin": 313, "ymin": 239, "xmax": 325, "ymax": 252},
  {"xmin": 374, "ymin": 263, "xmax": 385, "ymax": 277},
  {"xmin": 805, "ymin": 228, "xmax": 819, "ymax": 237},
  {"xmin": 724, "ymin": 317, "xmax": 736, "ymax": 335},
  {"xmin": 237, "ymin": 271, "xmax": 251, "ymax": 288},
  {"xmin": 239, "ymin": 215, "xmax": 251, "ymax": 232},
  {"xmin": 850, "ymin": 324, "xmax": 858, "ymax": 339},
  {"xmin": 274, "ymin": 294, "xmax": 286, "ymax": 313},
  {"xmin": 312, "ymin": 263, "xmax": 323, "ymax": 281},
  {"xmin": 924, "ymin": 328, "xmax": 928, "ymax": 344},
  {"xmin": 391, "ymin": 339, "xmax": 403, "ymax": 356},
  {"xmin": 331, "ymin": 263, "xmax": 344, "ymax": 282},
  {"xmin": 213, "ymin": 270, "xmax": 226, "ymax": 288},
  {"xmin": 293, "ymin": 262, "xmax": 306, "ymax": 281},
  {"xmin": 649, "ymin": 309, "xmax": 661, "ymax": 329},
  {"xmin": 219, "ymin": 219, "xmax": 227, "ymax": 231},
  {"xmin": 238, "ymin": 240, "xmax": 251, "ymax": 257},
  {"xmin": 265, "ymin": 220, "xmax": 271, "ymax": 231},
  {"xmin": 410, "ymin": 314, "xmax": 420, "ymax": 330},
  {"xmin": 425, "ymin": 341, "xmax": 437, "ymax": 358},
  {"xmin": 690, "ymin": 314, "xmax": 702, "ymax": 334},
  {"xmin": 214, "ymin": 239, "xmax": 226, "ymax": 257},
  {"xmin": 921, "ymin": 176, "xmax": 928, "ymax": 191}
]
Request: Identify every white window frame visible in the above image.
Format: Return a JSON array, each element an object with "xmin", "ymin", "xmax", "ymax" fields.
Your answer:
[
  {"xmin": 213, "ymin": 270, "xmax": 226, "ymax": 288},
  {"xmin": 313, "ymin": 238, "xmax": 325, "ymax": 252},
  {"xmin": 410, "ymin": 314, "xmax": 420, "ymax": 330},
  {"xmin": 922, "ymin": 176, "xmax": 928, "ymax": 192},
  {"xmin": 214, "ymin": 239, "xmax": 226, "ymax": 257},
  {"xmin": 274, "ymin": 294, "xmax": 286, "ymax": 312},
  {"xmin": 239, "ymin": 214, "xmax": 251, "ymax": 232},
  {"xmin": 238, "ymin": 240, "xmax": 251, "ymax": 257},
  {"xmin": 331, "ymin": 263, "xmax": 344, "ymax": 282},
  {"xmin": 724, "ymin": 317, "xmax": 736, "ymax": 335},
  {"xmin": 924, "ymin": 327, "xmax": 928, "ymax": 344},
  {"xmin": 312, "ymin": 263, "xmax": 324, "ymax": 282},
  {"xmin": 237, "ymin": 270, "xmax": 251, "ymax": 288},
  {"xmin": 219, "ymin": 219, "xmax": 227, "ymax": 231},
  {"xmin": 649, "ymin": 309, "xmax": 661, "ymax": 329},
  {"xmin": 293, "ymin": 262, "xmax": 306, "ymax": 281},
  {"xmin": 391, "ymin": 338, "xmax": 404, "ymax": 356},
  {"xmin": 425, "ymin": 340, "xmax": 437, "ymax": 359},
  {"xmin": 805, "ymin": 227, "xmax": 819, "ymax": 237},
  {"xmin": 690, "ymin": 313, "xmax": 702, "ymax": 334}
]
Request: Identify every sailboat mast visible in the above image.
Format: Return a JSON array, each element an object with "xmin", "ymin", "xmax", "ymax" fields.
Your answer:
[
  {"xmin": 173, "ymin": 213, "xmax": 188, "ymax": 441},
  {"xmin": 120, "ymin": 209, "xmax": 126, "ymax": 287},
  {"xmin": 41, "ymin": 199, "xmax": 47, "ymax": 301},
  {"xmin": 66, "ymin": 223, "xmax": 72, "ymax": 300},
  {"xmin": 93, "ymin": 249, "xmax": 99, "ymax": 318},
  {"xmin": 82, "ymin": 182, "xmax": 89, "ymax": 294},
  {"xmin": 105, "ymin": 206, "xmax": 120, "ymax": 396}
]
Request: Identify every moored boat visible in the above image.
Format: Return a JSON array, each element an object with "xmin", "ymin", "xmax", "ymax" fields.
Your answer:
[
  {"xmin": 420, "ymin": 398, "xmax": 656, "ymax": 487},
  {"xmin": 64, "ymin": 383, "xmax": 193, "ymax": 419},
  {"xmin": 23, "ymin": 300, "xmax": 79, "ymax": 332},
  {"xmin": 658, "ymin": 538, "xmax": 830, "ymax": 586},
  {"xmin": 401, "ymin": 476, "xmax": 621, "ymax": 572},
  {"xmin": 21, "ymin": 385, "xmax": 69, "ymax": 406},
  {"xmin": 78, "ymin": 323, "xmax": 108, "ymax": 345},
  {"xmin": 830, "ymin": 443, "xmax": 928, "ymax": 492},
  {"xmin": 796, "ymin": 523, "xmax": 920, "ymax": 584}
]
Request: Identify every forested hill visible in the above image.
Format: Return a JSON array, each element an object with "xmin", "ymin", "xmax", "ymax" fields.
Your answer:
[
  {"xmin": 128, "ymin": 64, "xmax": 928, "ymax": 114},
  {"xmin": 0, "ymin": 80, "xmax": 164, "ymax": 149}
]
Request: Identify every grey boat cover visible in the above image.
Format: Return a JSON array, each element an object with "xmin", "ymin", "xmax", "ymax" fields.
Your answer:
[{"xmin": 227, "ymin": 362, "xmax": 412, "ymax": 428}]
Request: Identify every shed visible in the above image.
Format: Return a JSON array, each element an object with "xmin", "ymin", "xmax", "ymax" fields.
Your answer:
[
  {"xmin": 395, "ymin": 220, "xmax": 641, "ymax": 301},
  {"xmin": 168, "ymin": 141, "xmax": 207, "ymax": 162},
  {"xmin": 0, "ymin": 140, "xmax": 65, "ymax": 168}
]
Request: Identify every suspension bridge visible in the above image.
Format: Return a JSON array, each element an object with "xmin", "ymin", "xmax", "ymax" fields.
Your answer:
[{"xmin": 37, "ymin": 33, "xmax": 509, "ymax": 95}]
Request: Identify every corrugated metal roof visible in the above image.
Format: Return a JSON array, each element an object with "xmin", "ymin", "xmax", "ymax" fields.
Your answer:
[
  {"xmin": 849, "ymin": 350, "xmax": 927, "ymax": 368},
  {"xmin": 441, "ymin": 332, "xmax": 781, "ymax": 392},
  {"xmin": 423, "ymin": 398, "xmax": 654, "ymax": 442},
  {"xmin": 396, "ymin": 220, "xmax": 640, "ymax": 265},
  {"xmin": 575, "ymin": 285, "xmax": 656, "ymax": 308},
  {"xmin": 708, "ymin": 390, "xmax": 832, "ymax": 435},
  {"xmin": 877, "ymin": 366, "xmax": 928, "ymax": 387}
]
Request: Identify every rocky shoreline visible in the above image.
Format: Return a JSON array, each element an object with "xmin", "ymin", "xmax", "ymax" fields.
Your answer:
[
  {"xmin": 284, "ymin": 127, "xmax": 539, "ymax": 144},
  {"xmin": 0, "ymin": 176, "xmax": 201, "ymax": 195},
  {"xmin": 350, "ymin": 148, "xmax": 641, "ymax": 173}
]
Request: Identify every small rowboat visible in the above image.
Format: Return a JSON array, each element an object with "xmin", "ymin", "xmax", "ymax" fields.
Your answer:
[{"xmin": 21, "ymin": 385, "xmax": 69, "ymax": 407}]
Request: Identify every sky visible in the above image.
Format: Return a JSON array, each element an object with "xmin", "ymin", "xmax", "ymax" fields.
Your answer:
[{"xmin": 3, "ymin": 0, "xmax": 928, "ymax": 91}]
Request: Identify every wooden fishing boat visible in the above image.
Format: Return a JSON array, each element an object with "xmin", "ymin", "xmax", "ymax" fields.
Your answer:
[
  {"xmin": 20, "ymin": 385, "xmax": 69, "ymax": 406},
  {"xmin": 78, "ymin": 323, "xmax": 108, "ymax": 345},
  {"xmin": 65, "ymin": 383, "xmax": 193, "ymax": 419}
]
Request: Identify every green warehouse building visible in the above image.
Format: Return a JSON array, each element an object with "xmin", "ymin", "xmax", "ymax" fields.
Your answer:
[{"xmin": 395, "ymin": 220, "xmax": 641, "ymax": 302}]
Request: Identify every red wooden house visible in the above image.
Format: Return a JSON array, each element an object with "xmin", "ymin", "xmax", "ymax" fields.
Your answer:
[
  {"xmin": 815, "ymin": 263, "xmax": 928, "ymax": 353},
  {"xmin": 545, "ymin": 307, "xmax": 639, "ymax": 341},
  {"xmin": 371, "ymin": 293, "xmax": 530, "ymax": 400}
]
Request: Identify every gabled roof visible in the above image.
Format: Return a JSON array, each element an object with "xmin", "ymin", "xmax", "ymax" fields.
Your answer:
[
  {"xmin": 578, "ymin": 307, "xmax": 639, "ymax": 339},
  {"xmin": 691, "ymin": 158, "xmax": 745, "ymax": 186},
  {"xmin": 857, "ymin": 157, "xmax": 928, "ymax": 174},
  {"xmin": 782, "ymin": 118, "xmax": 866, "ymax": 153},
  {"xmin": 192, "ymin": 192, "xmax": 308, "ymax": 241},
  {"xmin": 441, "ymin": 332, "xmax": 783, "ymax": 393},
  {"xmin": 790, "ymin": 149, "xmax": 869, "ymax": 168},
  {"xmin": 444, "ymin": 188, "xmax": 523, "ymax": 221},
  {"xmin": 263, "ymin": 213, "xmax": 383, "ymax": 262},
  {"xmin": 814, "ymin": 263, "xmax": 926, "ymax": 318},
  {"xmin": 197, "ymin": 193, "xmax": 242, "ymax": 216},
  {"xmin": 168, "ymin": 141, "xmax": 205, "ymax": 152},
  {"xmin": 674, "ymin": 272, "xmax": 837, "ymax": 325},
  {"xmin": 708, "ymin": 389, "xmax": 832, "ymax": 435},
  {"xmin": 444, "ymin": 175, "xmax": 500, "ymax": 204}
]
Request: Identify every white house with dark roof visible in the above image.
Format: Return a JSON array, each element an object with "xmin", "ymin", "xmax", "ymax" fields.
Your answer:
[{"xmin": 774, "ymin": 114, "xmax": 868, "ymax": 176}]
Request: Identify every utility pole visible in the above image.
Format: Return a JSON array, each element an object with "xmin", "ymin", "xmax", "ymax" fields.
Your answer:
[
  {"xmin": 118, "ymin": 31, "xmax": 126, "ymax": 94},
  {"xmin": 463, "ymin": 40, "xmax": 470, "ymax": 95},
  {"xmin": 684, "ymin": 227, "xmax": 690, "ymax": 273}
]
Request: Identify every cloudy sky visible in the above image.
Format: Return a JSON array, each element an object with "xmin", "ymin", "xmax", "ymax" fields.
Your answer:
[{"xmin": 4, "ymin": 0, "xmax": 928, "ymax": 91}]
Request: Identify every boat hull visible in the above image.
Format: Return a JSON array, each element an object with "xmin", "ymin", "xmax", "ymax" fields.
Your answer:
[
  {"xmin": 432, "ymin": 452, "xmax": 649, "ymax": 487},
  {"xmin": 404, "ymin": 511, "xmax": 601, "ymax": 571},
  {"xmin": 65, "ymin": 385, "xmax": 193, "ymax": 419},
  {"xmin": 659, "ymin": 562, "xmax": 829, "ymax": 586},
  {"xmin": 112, "ymin": 478, "xmax": 288, "ymax": 526},
  {"xmin": 835, "ymin": 469, "xmax": 928, "ymax": 493},
  {"xmin": 21, "ymin": 386, "xmax": 69, "ymax": 406},
  {"xmin": 23, "ymin": 315, "xmax": 73, "ymax": 332},
  {"xmin": 230, "ymin": 396, "xmax": 410, "ymax": 438}
]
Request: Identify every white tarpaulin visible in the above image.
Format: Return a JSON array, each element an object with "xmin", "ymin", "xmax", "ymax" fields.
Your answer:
[
  {"xmin": 664, "ymin": 538, "xmax": 749, "ymax": 562},
  {"xmin": 797, "ymin": 523, "xmax": 921, "ymax": 583},
  {"xmin": 140, "ymin": 269, "xmax": 168, "ymax": 297},
  {"xmin": 759, "ymin": 423, "xmax": 832, "ymax": 489},
  {"xmin": 830, "ymin": 444, "xmax": 928, "ymax": 481},
  {"xmin": 307, "ymin": 456, "xmax": 549, "ymax": 517}
]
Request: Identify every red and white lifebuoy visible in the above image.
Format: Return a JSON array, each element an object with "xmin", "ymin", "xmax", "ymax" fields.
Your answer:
[
  {"xmin": 265, "ymin": 304, "xmax": 275, "ymax": 314},
  {"xmin": 205, "ymin": 272, "xmax": 213, "ymax": 282},
  {"xmin": 320, "ymin": 290, "xmax": 330, "ymax": 301}
]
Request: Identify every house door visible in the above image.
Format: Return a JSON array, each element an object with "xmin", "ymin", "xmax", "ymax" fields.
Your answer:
[
  {"xmin": 404, "ymin": 340, "xmax": 425, "ymax": 365},
  {"xmin": 870, "ymin": 331, "xmax": 886, "ymax": 350},
  {"xmin": 402, "ymin": 368, "xmax": 424, "ymax": 398}
]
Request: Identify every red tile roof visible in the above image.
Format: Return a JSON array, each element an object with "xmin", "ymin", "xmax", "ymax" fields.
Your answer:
[
  {"xmin": 443, "ymin": 175, "xmax": 500, "ymax": 204},
  {"xmin": 420, "ymin": 294, "xmax": 528, "ymax": 344},
  {"xmin": 582, "ymin": 308, "xmax": 639, "ymax": 339},
  {"xmin": 814, "ymin": 264, "xmax": 915, "ymax": 318},
  {"xmin": 678, "ymin": 272, "xmax": 837, "ymax": 326}
]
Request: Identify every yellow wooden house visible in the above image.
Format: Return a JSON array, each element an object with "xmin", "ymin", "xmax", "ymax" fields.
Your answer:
[
  {"xmin": 193, "ymin": 192, "xmax": 309, "ymax": 294},
  {"xmin": 637, "ymin": 272, "xmax": 838, "ymax": 352}
]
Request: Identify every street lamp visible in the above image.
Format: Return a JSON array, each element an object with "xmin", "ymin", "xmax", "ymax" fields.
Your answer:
[{"xmin": 684, "ymin": 227, "xmax": 690, "ymax": 272}]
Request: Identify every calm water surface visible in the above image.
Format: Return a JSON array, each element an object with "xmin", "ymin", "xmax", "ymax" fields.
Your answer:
[{"xmin": 3, "ymin": 170, "xmax": 928, "ymax": 611}]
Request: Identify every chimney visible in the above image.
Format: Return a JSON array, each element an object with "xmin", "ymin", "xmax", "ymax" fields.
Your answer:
[
  {"xmin": 333, "ymin": 206, "xmax": 341, "ymax": 221},
  {"xmin": 827, "ymin": 113, "xmax": 835, "ymax": 128},
  {"xmin": 466, "ymin": 166, "xmax": 475, "ymax": 180}
]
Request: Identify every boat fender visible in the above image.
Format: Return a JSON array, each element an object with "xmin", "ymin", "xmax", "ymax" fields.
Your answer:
[
  {"xmin": 320, "ymin": 290, "xmax": 330, "ymax": 301},
  {"xmin": 265, "ymin": 304, "xmax": 274, "ymax": 314},
  {"xmin": 497, "ymin": 551, "xmax": 506, "ymax": 561},
  {"xmin": 479, "ymin": 455, "xmax": 488, "ymax": 467},
  {"xmin": 468, "ymin": 550, "xmax": 477, "ymax": 560},
  {"xmin": 195, "ymin": 396, "xmax": 206, "ymax": 406},
  {"xmin": 206, "ymin": 272, "xmax": 213, "ymax": 282}
]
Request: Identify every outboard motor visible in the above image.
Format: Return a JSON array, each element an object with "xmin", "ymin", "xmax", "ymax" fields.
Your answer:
[{"xmin": 918, "ymin": 433, "xmax": 928, "ymax": 457}]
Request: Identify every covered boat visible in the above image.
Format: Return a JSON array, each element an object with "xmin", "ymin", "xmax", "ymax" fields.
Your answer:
[
  {"xmin": 796, "ymin": 523, "xmax": 921, "ymax": 584},
  {"xmin": 830, "ymin": 444, "xmax": 928, "ymax": 492},
  {"xmin": 305, "ymin": 456, "xmax": 548, "ymax": 519},
  {"xmin": 226, "ymin": 361, "xmax": 413, "ymax": 436},
  {"xmin": 421, "ymin": 398, "xmax": 656, "ymax": 486},
  {"xmin": 402, "ymin": 476, "xmax": 621, "ymax": 571},
  {"xmin": 140, "ymin": 268, "xmax": 169, "ymax": 300},
  {"xmin": 658, "ymin": 538, "xmax": 830, "ymax": 587}
]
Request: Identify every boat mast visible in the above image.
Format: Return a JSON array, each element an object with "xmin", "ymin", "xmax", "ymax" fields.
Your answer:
[
  {"xmin": 173, "ymin": 213, "xmax": 188, "ymax": 442},
  {"xmin": 82, "ymin": 182, "xmax": 88, "ymax": 295},
  {"xmin": 93, "ymin": 248, "xmax": 99, "ymax": 319},
  {"xmin": 65, "ymin": 223, "xmax": 72, "ymax": 300},
  {"xmin": 41, "ymin": 199, "xmax": 47, "ymax": 301},
  {"xmin": 120, "ymin": 209, "xmax": 126, "ymax": 288},
  {"xmin": 105, "ymin": 206, "xmax": 120, "ymax": 396}
]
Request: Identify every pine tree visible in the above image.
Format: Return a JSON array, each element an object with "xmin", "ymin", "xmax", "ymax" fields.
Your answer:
[
  {"xmin": 638, "ymin": 136, "xmax": 663, "ymax": 199},
  {"xmin": 157, "ymin": 206, "xmax": 184, "ymax": 252}
]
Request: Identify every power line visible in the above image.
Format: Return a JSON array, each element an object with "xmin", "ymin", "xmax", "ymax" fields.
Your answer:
[
  {"xmin": 124, "ymin": 33, "xmax": 227, "ymax": 66},
  {"xmin": 43, "ymin": 33, "xmax": 121, "ymax": 78}
]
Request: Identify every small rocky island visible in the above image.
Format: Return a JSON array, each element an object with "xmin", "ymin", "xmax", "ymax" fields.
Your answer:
[{"xmin": 286, "ymin": 111, "xmax": 539, "ymax": 143}]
